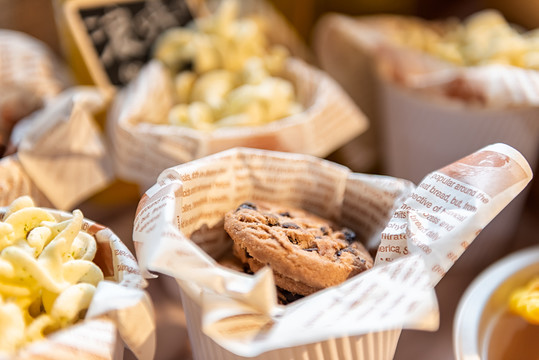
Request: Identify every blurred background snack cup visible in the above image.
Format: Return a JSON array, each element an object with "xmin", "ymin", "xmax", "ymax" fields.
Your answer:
[
  {"xmin": 0, "ymin": 200, "xmax": 155, "ymax": 360},
  {"xmin": 453, "ymin": 245, "xmax": 539, "ymax": 360},
  {"xmin": 108, "ymin": 58, "xmax": 367, "ymax": 192},
  {"xmin": 313, "ymin": 11, "xmax": 539, "ymax": 273},
  {"xmin": 313, "ymin": 14, "xmax": 384, "ymax": 173},
  {"xmin": 0, "ymin": 28, "xmax": 113, "ymax": 211},
  {"xmin": 0, "ymin": 87, "xmax": 114, "ymax": 210},
  {"xmin": 106, "ymin": 0, "xmax": 368, "ymax": 193},
  {"xmin": 54, "ymin": 0, "xmax": 312, "ymax": 106},
  {"xmin": 0, "ymin": 29, "xmax": 71, "ymax": 101},
  {"xmin": 133, "ymin": 144, "xmax": 531, "ymax": 359},
  {"xmin": 0, "ymin": 29, "xmax": 72, "ymax": 158}
]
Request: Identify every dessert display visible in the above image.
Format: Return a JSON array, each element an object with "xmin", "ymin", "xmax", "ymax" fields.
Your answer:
[
  {"xmin": 1, "ymin": 1, "xmax": 539, "ymax": 359},
  {"xmin": 223, "ymin": 200, "xmax": 373, "ymax": 301},
  {"xmin": 152, "ymin": 0, "xmax": 302, "ymax": 130}
]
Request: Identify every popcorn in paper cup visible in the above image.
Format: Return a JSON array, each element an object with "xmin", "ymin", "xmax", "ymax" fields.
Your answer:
[
  {"xmin": 152, "ymin": 0, "xmax": 304, "ymax": 130},
  {"xmin": 0, "ymin": 196, "xmax": 155, "ymax": 360},
  {"xmin": 107, "ymin": 0, "xmax": 367, "ymax": 191},
  {"xmin": 133, "ymin": 144, "xmax": 531, "ymax": 359},
  {"xmin": 313, "ymin": 11, "xmax": 539, "ymax": 271}
]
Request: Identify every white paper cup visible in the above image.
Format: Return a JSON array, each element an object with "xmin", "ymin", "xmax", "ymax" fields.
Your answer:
[
  {"xmin": 132, "ymin": 147, "xmax": 444, "ymax": 360},
  {"xmin": 179, "ymin": 286, "xmax": 402, "ymax": 360},
  {"xmin": 453, "ymin": 245, "xmax": 539, "ymax": 360},
  {"xmin": 378, "ymin": 78, "xmax": 539, "ymax": 272}
]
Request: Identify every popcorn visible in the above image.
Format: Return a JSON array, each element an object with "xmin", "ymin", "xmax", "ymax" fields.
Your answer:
[
  {"xmin": 152, "ymin": 0, "xmax": 302, "ymax": 131},
  {"xmin": 391, "ymin": 9, "xmax": 539, "ymax": 69}
]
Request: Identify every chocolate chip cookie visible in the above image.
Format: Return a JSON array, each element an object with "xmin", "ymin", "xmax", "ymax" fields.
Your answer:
[{"xmin": 224, "ymin": 201, "xmax": 374, "ymax": 296}]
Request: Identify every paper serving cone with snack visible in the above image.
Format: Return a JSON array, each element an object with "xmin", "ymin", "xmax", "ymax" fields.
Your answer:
[
  {"xmin": 107, "ymin": 0, "xmax": 368, "ymax": 191},
  {"xmin": 133, "ymin": 143, "xmax": 532, "ymax": 359},
  {"xmin": 0, "ymin": 196, "xmax": 155, "ymax": 360}
]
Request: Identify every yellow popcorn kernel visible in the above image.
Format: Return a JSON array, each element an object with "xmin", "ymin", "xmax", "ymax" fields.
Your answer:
[
  {"xmin": 0, "ymin": 223, "xmax": 15, "ymax": 252},
  {"xmin": 2, "ymin": 196, "xmax": 35, "ymax": 221},
  {"xmin": 169, "ymin": 102, "xmax": 216, "ymax": 130},
  {"xmin": 216, "ymin": 113, "xmax": 258, "ymax": 128},
  {"xmin": 264, "ymin": 45, "xmax": 289, "ymax": 75},
  {"xmin": 241, "ymin": 57, "xmax": 269, "ymax": 85},
  {"xmin": 187, "ymin": 102, "xmax": 216, "ymax": 131},
  {"xmin": 192, "ymin": 34, "xmax": 221, "ymax": 73},
  {"xmin": 394, "ymin": 9, "xmax": 539, "ymax": 69},
  {"xmin": 50, "ymin": 283, "xmax": 96, "ymax": 327},
  {"xmin": 4, "ymin": 208, "xmax": 56, "ymax": 241},
  {"xmin": 168, "ymin": 104, "xmax": 190, "ymax": 126},
  {"xmin": 70, "ymin": 232, "xmax": 98, "ymax": 260},
  {"xmin": 190, "ymin": 69, "xmax": 236, "ymax": 109},
  {"xmin": 26, "ymin": 226, "xmax": 52, "ymax": 257},
  {"xmin": 153, "ymin": 28, "xmax": 196, "ymax": 73},
  {"xmin": 62, "ymin": 260, "xmax": 104, "ymax": 286},
  {"xmin": 257, "ymin": 77, "xmax": 297, "ymax": 122},
  {"xmin": 523, "ymin": 51, "xmax": 539, "ymax": 69},
  {"xmin": 174, "ymin": 71, "xmax": 196, "ymax": 104},
  {"xmin": 0, "ymin": 300, "xmax": 26, "ymax": 355},
  {"xmin": 25, "ymin": 314, "xmax": 55, "ymax": 343}
]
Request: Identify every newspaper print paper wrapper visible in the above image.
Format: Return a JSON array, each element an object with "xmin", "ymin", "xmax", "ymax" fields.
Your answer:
[
  {"xmin": 108, "ymin": 56, "xmax": 367, "ymax": 192},
  {"xmin": 0, "ymin": 208, "xmax": 155, "ymax": 360},
  {"xmin": 133, "ymin": 144, "xmax": 531, "ymax": 359},
  {"xmin": 3, "ymin": 87, "xmax": 114, "ymax": 211},
  {"xmin": 313, "ymin": 14, "xmax": 539, "ymax": 271}
]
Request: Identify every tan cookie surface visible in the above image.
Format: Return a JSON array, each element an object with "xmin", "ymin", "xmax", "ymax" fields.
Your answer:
[{"xmin": 224, "ymin": 201, "xmax": 373, "ymax": 294}]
